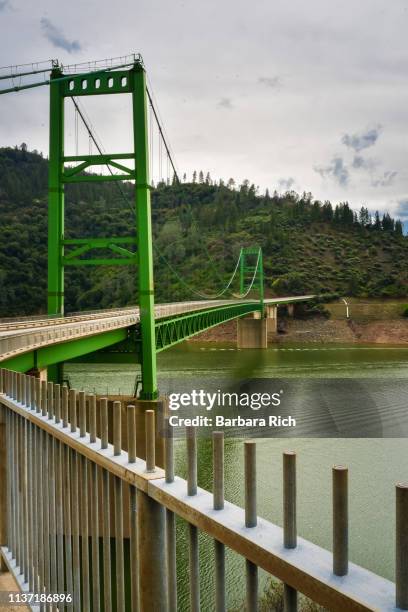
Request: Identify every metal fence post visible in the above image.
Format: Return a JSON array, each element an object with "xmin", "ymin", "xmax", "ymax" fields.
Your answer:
[
  {"xmin": 245, "ymin": 441, "xmax": 258, "ymax": 612},
  {"xmin": 128, "ymin": 405, "xmax": 139, "ymax": 612},
  {"xmin": 186, "ymin": 426, "xmax": 200, "ymax": 611},
  {"xmin": 0, "ymin": 405, "xmax": 7, "ymax": 570},
  {"xmin": 164, "ymin": 417, "xmax": 177, "ymax": 611},
  {"xmin": 396, "ymin": 483, "xmax": 408, "ymax": 609},
  {"xmin": 283, "ymin": 451, "xmax": 297, "ymax": 611},
  {"xmin": 333, "ymin": 465, "xmax": 348, "ymax": 577},
  {"xmin": 137, "ymin": 411, "xmax": 167, "ymax": 610},
  {"xmin": 213, "ymin": 432, "xmax": 225, "ymax": 612}
]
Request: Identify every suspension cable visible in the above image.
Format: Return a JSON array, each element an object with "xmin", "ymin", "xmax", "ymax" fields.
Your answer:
[
  {"xmin": 72, "ymin": 87, "xmax": 252, "ymax": 301},
  {"xmin": 0, "ymin": 61, "xmax": 137, "ymax": 95},
  {"xmin": 145, "ymin": 70, "xmax": 231, "ymax": 284},
  {"xmin": 232, "ymin": 249, "xmax": 261, "ymax": 299},
  {"xmin": 153, "ymin": 246, "xmax": 240, "ymax": 299},
  {"xmin": 1, "ymin": 55, "xmax": 262, "ymax": 301},
  {"xmin": 74, "ymin": 106, "xmax": 79, "ymax": 156},
  {"xmin": 0, "ymin": 58, "xmax": 54, "ymax": 71},
  {"xmin": 70, "ymin": 97, "xmax": 136, "ymax": 218},
  {"xmin": 0, "ymin": 66, "xmax": 52, "ymax": 81},
  {"xmin": 70, "ymin": 96, "xmax": 227, "ymax": 298},
  {"xmin": 146, "ymin": 87, "xmax": 179, "ymax": 183},
  {"xmin": 153, "ymin": 246, "xmax": 261, "ymax": 301}
]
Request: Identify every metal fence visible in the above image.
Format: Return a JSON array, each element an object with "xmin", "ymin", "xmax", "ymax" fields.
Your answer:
[{"xmin": 0, "ymin": 368, "xmax": 406, "ymax": 611}]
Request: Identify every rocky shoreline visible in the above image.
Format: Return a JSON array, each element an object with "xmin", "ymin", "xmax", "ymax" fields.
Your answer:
[{"xmin": 188, "ymin": 317, "xmax": 408, "ymax": 345}]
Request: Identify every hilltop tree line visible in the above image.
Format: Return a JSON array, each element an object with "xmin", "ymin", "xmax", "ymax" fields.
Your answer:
[
  {"xmin": 180, "ymin": 170, "xmax": 403, "ymax": 235},
  {"xmin": 0, "ymin": 145, "xmax": 407, "ymax": 317}
]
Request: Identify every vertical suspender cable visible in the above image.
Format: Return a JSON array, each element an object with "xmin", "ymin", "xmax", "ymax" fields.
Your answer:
[
  {"xmin": 75, "ymin": 107, "xmax": 79, "ymax": 156},
  {"xmin": 149, "ymin": 104, "xmax": 154, "ymax": 183},
  {"xmin": 159, "ymin": 135, "xmax": 162, "ymax": 182}
]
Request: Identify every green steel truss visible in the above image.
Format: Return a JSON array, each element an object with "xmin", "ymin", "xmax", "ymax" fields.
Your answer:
[
  {"xmin": 154, "ymin": 302, "xmax": 262, "ymax": 352},
  {"xmin": 48, "ymin": 59, "xmax": 157, "ymax": 398},
  {"xmin": 62, "ymin": 153, "xmax": 135, "ymax": 183},
  {"xmin": 1, "ymin": 328, "xmax": 129, "ymax": 372},
  {"xmin": 1, "ymin": 302, "xmax": 264, "ymax": 371},
  {"xmin": 62, "ymin": 237, "xmax": 137, "ymax": 266}
]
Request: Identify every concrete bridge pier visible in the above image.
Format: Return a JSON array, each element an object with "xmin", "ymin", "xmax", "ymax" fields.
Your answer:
[
  {"xmin": 265, "ymin": 304, "xmax": 278, "ymax": 333},
  {"xmin": 237, "ymin": 317, "xmax": 268, "ymax": 348},
  {"xmin": 26, "ymin": 365, "xmax": 64, "ymax": 384},
  {"xmin": 38, "ymin": 367, "xmax": 48, "ymax": 382},
  {"xmin": 26, "ymin": 367, "xmax": 48, "ymax": 382}
]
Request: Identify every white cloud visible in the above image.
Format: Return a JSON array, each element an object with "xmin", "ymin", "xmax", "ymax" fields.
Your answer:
[{"xmin": 1, "ymin": 0, "xmax": 408, "ymax": 216}]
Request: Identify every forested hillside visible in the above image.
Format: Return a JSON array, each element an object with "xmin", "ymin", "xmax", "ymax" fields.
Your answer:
[{"xmin": 0, "ymin": 145, "xmax": 407, "ymax": 317}]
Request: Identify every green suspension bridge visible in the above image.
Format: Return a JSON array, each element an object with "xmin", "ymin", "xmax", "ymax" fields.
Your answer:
[
  {"xmin": 0, "ymin": 54, "xmax": 313, "ymax": 399},
  {"xmin": 2, "ymin": 55, "xmax": 402, "ymax": 612}
]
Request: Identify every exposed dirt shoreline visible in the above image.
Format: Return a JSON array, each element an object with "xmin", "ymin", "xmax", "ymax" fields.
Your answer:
[{"xmin": 188, "ymin": 317, "xmax": 408, "ymax": 345}]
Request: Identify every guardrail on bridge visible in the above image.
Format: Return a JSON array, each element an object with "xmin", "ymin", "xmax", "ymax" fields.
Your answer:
[{"xmin": 0, "ymin": 369, "xmax": 406, "ymax": 611}]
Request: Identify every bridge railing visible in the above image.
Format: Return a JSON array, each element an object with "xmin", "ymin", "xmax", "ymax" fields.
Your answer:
[
  {"xmin": 0, "ymin": 306, "xmax": 139, "ymax": 328},
  {"xmin": 0, "ymin": 314, "xmax": 138, "ymax": 363},
  {"xmin": 0, "ymin": 300, "xmax": 254, "ymax": 362},
  {"xmin": 0, "ymin": 369, "xmax": 406, "ymax": 611},
  {"xmin": 0, "ymin": 299, "xmax": 240, "ymax": 333}
]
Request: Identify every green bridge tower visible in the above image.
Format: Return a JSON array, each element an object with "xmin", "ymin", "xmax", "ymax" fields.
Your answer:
[
  {"xmin": 239, "ymin": 247, "xmax": 264, "ymax": 307},
  {"xmin": 47, "ymin": 57, "xmax": 158, "ymax": 398}
]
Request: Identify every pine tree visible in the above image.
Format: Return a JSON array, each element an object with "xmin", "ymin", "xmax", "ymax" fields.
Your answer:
[
  {"xmin": 382, "ymin": 213, "xmax": 395, "ymax": 232},
  {"xmin": 322, "ymin": 201, "xmax": 333, "ymax": 222},
  {"xmin": 359, "ymin": 206, "xmax": 370, "ymax": 227},
  {"xmin": 395, "ymin": 219, "xmax": 403, "ymax": 237}
]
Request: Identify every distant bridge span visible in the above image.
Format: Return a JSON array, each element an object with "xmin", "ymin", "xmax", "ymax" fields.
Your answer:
[{"xmin": 0, "ymin": 296, "xmax": 314, "ymax": 374}]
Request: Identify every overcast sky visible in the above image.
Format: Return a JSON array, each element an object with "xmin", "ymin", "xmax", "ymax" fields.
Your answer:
[{"xmin": 1, "ymin": 0, "xmax": 408, "ymax": 219}]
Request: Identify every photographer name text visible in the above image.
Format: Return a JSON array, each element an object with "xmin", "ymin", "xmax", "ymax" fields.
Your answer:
[{"xmin": 168, "ymin": 415, "xmax": 296, "ymax": 428}]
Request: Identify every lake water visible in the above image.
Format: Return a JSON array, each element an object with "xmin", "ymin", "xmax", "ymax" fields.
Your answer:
[{"xmin": 65, "ymin": 342, "xmax": 408, "ymax": 610}]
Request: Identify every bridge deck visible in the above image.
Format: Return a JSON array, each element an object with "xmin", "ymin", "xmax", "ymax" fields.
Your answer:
[
  {"xmin": 0, "ymin": 296, "xmax": 313, "ymax": 334},
  {"xmin": 0, "ymin": 296, "xmax": 314, "ymax": 369}
]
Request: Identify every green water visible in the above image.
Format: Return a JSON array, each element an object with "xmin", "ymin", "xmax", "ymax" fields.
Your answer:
[{"xmin": 65, "ymin": 342, "xmax": 408, "ymax": 610}]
